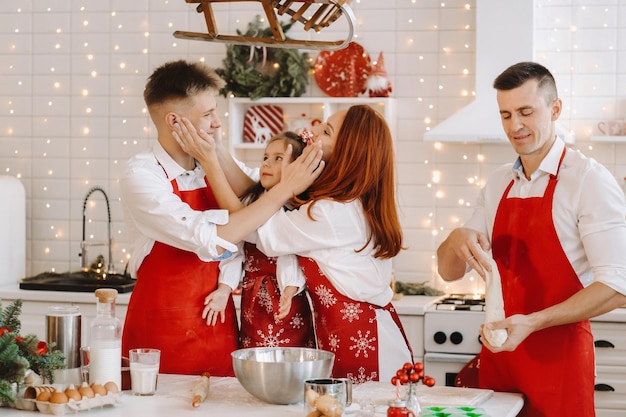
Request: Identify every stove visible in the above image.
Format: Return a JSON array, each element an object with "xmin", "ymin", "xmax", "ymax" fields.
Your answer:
[{"xmin": 423, "ymin": 294, "xmax": 486, "ymax": 386}]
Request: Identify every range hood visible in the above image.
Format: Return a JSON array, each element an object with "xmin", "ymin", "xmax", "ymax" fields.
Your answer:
[{"xmin": 424, "ymin": 0, "xmax": 572, "ymax": 143}]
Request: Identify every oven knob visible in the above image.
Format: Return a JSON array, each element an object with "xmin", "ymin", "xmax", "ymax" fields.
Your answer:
[
  {"xmin": 433, "ymin": 331, "xmax": 447, "ymax": 344},
  {"xmin": 450, "ymin": 331, "xmax": 463, "ymax": 345}
]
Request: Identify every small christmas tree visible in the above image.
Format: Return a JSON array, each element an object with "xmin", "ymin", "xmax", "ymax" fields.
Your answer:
[{"xmin": 0, "ymin": 300, "xmax": 65, "ymax": 406}]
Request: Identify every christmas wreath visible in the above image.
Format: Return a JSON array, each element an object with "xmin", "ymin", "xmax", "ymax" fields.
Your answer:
[
  {"xmin": 216, "ymin": 16, "xmax": 311, "ymax": 99},
  {"xmin": 0, "ymin": 299, "xmax": 65, "ymax": 406}
]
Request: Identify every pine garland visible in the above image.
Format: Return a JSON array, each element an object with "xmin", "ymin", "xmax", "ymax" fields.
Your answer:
[
  {"xmin": 0, "ymin": 299, "xmax": 66, "ymax": 406},
  {"xmin": 216, "ymin": 16, "xmax": 310, "ymax": 99}
]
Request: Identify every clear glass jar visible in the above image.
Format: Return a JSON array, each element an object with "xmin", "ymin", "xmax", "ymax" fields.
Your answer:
[{"xmin": 89, "ymin": 288, "xmax": 122, "ymax": 387}]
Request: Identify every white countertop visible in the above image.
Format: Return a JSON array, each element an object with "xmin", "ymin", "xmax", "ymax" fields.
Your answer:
[{"xmin": 3, "ymin": 374, "xmax": 524, "ymax": 417}]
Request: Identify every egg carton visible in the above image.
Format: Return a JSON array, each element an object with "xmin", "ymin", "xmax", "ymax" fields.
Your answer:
[{"xmin": 17, "ymin": 392, "xmax": 122, "ymax": 415}]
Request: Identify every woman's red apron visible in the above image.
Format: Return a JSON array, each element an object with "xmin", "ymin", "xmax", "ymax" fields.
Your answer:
[
  {"xmin": 122, "ymin": 174, "xmax": 238, "ymax": 376},
  {"xmin": 239, "ymin": 242, "xmax": 315, "ymax": 348},
  {"xmin": 481, "ymin": 149, "xmax": 595, "ymax": 416},
  {"xmin": 298, "ymin": 256, "xmax": 411, "ymax": 383}
]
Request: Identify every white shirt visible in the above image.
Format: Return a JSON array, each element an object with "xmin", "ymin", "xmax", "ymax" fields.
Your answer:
[
  {"xmin": 255, "ymin": 199, "xmax": 394, "ymax": 307},
  {"xmin": 218, "ymin": 241, "xmax": 306, "ymax": 292},
  {"xmin": 120, "ymin": 141, "xmax": 256, "ymax": 280},
  {"xmin": 465, "ymin": 137, "xmax": 626, "ymax": 295}
]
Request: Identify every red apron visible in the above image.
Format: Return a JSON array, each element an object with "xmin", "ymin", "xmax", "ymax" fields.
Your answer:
[
  {"xmin": 480, "ymin": 149, "xmax": 595, "ymax": 416},
  {"xmin": 298, "ymin": 256, "xmax": 412, "ymax": 383},
  {"xmin": 239, "ymin": 242, "xmax": 315, "ymax": 348},
  {"xmin": 122, "ymin": 174, "xmax": 239, "ymax": 376}
]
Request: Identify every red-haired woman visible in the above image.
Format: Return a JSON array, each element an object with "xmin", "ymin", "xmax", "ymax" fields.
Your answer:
[{"xmin": 254, "ymin": 105, "xmax": 412, "ymax": 383}]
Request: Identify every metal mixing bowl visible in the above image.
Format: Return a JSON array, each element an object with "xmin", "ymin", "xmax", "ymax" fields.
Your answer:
[{"xmin": 231, "ymin": 347, "xmax": 335, "ymax": 404}]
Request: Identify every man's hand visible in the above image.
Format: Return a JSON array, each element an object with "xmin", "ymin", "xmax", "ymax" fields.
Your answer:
[
  {"xmin": 437, "ymin": 227, "xmax": 491, "ymax": 280},
  {"xmin": 274, "ymin": 142, "xmax": 324, "ymax": 197},
  {"xmin": 479, "ymin": 313, "xmax": 535, "ymax": 352}
]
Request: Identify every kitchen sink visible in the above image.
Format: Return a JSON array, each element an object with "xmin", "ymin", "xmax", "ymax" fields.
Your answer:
[{"xmin": 19, "ymin": 270, "xmax": 135, "ymax": 293}]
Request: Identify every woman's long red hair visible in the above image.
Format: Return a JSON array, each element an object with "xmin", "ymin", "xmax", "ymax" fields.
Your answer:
[{"xmin": 299, "ymin": 105, "xmax": 403, "ymax": 259}]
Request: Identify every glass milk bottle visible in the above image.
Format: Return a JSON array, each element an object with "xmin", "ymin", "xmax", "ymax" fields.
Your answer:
[{"xmin": 89, "ymin": 288, "xmax": 122, "ymax": 387}]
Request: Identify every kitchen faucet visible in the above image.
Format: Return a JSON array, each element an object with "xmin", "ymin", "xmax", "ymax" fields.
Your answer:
[{"xmin": 81, "ymin": 186, "xmax": 115, "ymax": 274}]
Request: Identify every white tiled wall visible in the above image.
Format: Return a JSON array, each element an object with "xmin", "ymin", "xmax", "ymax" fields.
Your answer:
[{"xmin": 1, "ymin": 1, "xmax": 625, "ymax": 294}]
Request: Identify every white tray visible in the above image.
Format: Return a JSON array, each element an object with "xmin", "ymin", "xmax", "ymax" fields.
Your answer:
[{"xmin": 16, "ymin": 392, "xmax": 122, "ymax": 415}]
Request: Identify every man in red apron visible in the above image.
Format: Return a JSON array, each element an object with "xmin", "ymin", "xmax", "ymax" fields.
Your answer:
[
  {"xmin": 437, "ymin": 62, "xmax": 626, "ymax": 416},
  {"xmin": 120, "ymin": 60, "xmax": 324, "ymax": 375}
]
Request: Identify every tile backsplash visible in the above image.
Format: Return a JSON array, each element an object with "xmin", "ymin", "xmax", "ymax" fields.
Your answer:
[{"xmin": 1, "ymin": 0, "xmax": 625, "ymax": 294}]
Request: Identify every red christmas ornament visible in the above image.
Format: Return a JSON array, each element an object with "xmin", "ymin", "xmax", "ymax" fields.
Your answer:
[
  {"xmin": 314, "ymin": 42, "xmax": 371, "ymax": 97},
  {"xmin": 365, "ymin": 51, "xmax": 392, "ymax": 98}
]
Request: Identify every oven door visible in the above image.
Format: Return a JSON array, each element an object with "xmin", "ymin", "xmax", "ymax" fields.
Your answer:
[{"xmin": 424, "ymin": 352, "xmax": 475, "ymax": 387}]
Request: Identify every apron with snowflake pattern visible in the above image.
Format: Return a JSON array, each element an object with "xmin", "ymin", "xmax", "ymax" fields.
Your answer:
[
  {"xmin": 239, "ymin": 242, "xmax": 315, "ymax": 348},
  {"xmin": 298, "ymin": 256, "xmax": 411, "ymax": 383},
  {"xmin": 480, "ymin": 148, "xmax": 595, "ymax": 416}
]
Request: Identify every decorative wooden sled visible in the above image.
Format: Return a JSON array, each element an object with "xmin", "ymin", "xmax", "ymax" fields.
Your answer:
[{"xmin": 173, "ymin": 0, "xmax": 356, "ymax": 50}]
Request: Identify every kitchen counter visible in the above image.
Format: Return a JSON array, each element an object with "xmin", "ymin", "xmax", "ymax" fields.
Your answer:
[{"xmin": 2, "ymin": 374, "xmax": 524, "ymax": 417}]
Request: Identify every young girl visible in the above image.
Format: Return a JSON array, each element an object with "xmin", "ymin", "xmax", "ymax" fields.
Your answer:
[{"xmin": 217, "ymin": 131, "xmax": 315, "ymax": 349}]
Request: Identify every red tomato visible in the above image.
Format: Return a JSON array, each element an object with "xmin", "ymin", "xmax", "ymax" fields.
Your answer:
[
  {"xmin": 413, "ymin": 362, "xmax": 424, "ymax": 372},
  {"xmin": 402, "ymin": 362, "xmax": 413, "ymax": 372}
]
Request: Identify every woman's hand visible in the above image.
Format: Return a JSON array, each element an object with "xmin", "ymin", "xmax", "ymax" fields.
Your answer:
[{"xmin": 202, "ymin": 284, "xmax": 232, "ymax": 326}]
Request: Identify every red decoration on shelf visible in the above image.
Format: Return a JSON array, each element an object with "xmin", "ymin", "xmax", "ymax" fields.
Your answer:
[
  {"xmin": 314, "ymin": 42, "xmax": 371, "ymax": 97},
  {"xmin": 365, "ymin": 51, "xmax": 392, "ymax": 98}
]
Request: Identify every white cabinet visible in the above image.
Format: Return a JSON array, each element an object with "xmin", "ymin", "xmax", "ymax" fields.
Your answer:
[
  {"xmin": 398, "ymin": 314, "xmax": 424, "ymax": 364},
  {"xmin": 227, "ymin": 97, "xmax": 396, "ymax": 163},
  {"xmin": 591, "ymin": 321, "xmax": 626, "ymax": 416}
]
